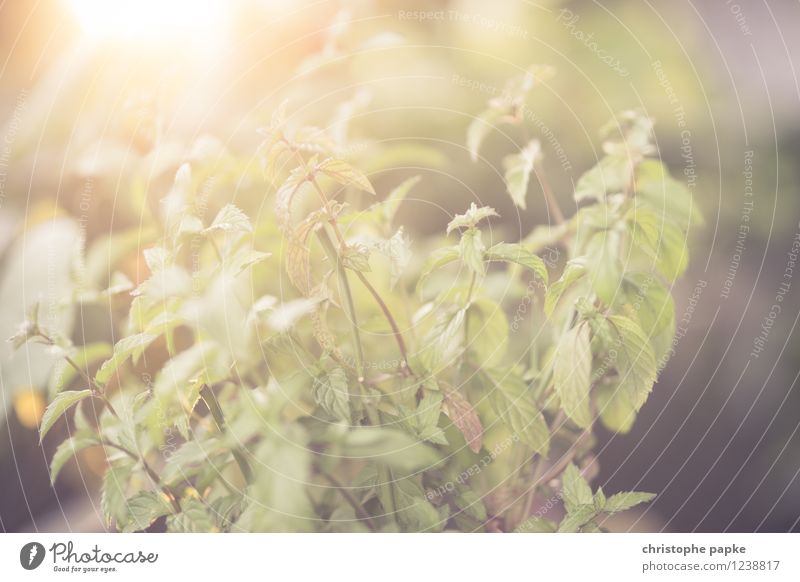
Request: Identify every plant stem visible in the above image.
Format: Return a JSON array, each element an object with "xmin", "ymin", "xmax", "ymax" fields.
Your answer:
[
  {"xmin": 101, "ymin": 439, "xmax": 182, "ymax": 513},
  {"xmin": 317, "ymin": 227, "xmax": 366, "ymax": 382},
  {"xmin": 306, "ymin": 171, "xmax": 412, "ymax": 374},
  {"xmin": 199, "ymin": 384, "xmax": 252, "ymax": 484},
  {"xmin": 322, "ymin": 472, "xmax": 377, "ymax": 532}
]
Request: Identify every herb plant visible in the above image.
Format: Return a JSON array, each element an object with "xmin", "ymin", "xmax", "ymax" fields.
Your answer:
[{"xmin": 11, "ymin": 66, "xmax": 699, "ymax": 533}]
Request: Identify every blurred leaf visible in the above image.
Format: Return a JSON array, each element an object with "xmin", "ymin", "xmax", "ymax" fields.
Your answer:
[
  {"xmin": 503, "ymin": 140, "xmax": 541, "ymax": 209},
  {"xmin": 341, "ymin": 428, "xmax": 441, "ymax": 475},
  {"xmin": 467, "ymin": 108, "xmax": 503, "ymax": 162}
]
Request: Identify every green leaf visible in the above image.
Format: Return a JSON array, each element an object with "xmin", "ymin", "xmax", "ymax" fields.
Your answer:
[
  {"xmin": 603, "ymin": 491, "xmax": 656, "ymax": 513},
  {"xmin": 629, "ymin": 207, "xmax": 689, "ymax": 281},
  {"xmin": 503, "ymin": 139, "xmax": 541, "ymax": 209},
  {"xmin": 454, "ymin": 489, "xmax": 487, "ymax": 522},
  {"xmin": 594, "ymin": 381, "xmax": 636, "ymax": 433},
  {"xmin": 416, "ymin": 246, "xmax": 460, "ymax": 295},
  {"xmin": 561, "ymin": 464, "xmax": 594, "ymax": 513},
  {"xmin": 466, "ymin": 297, "xmax": 508, "ymax": 368},
  {"xmin": 49, "ymin": 342, "xmax": 112, "ymax": 397},
  {"xmin": 385, "ymin": 476, "xmax": 443, "ymax": 532},
  {"xmin": 162, "ymin": 438, "xmax": 225, "ymax": 485},
  {"xmin": 607, "ymin": 315, "xmax": 657, "ymax": 411},
  {"xmin": 340, "ymin": 246, "xmax": 371, "ymax": 272},
  {"xmin": 614, "ymin": 273, "xmax": 675, "ymax": 338},
  {"xmin": 545, "ymin": 261, "xmax": 587, "ymax": 316},
  {"xmin": 168, "ymin": 498, "xmax": 217, "ymax": 532},
  {"xmin": 554, "ymin": 323, "xmax": 593, "ymax": 428},
  {"xmin": 236, "ymin": 427, "xmax": 315, "ymax": 531},
  {"xmin": 95, "ymin": 333, "xmax": 157, "ymax": 386},
  {"xmin": 143, "ymin": 246, "xmax": 170, "ymax": 272},
  {"xmin": 382, "ymin": 175, "xmax": 421, "ymax": 223},
  {"xmin": 585, "ymin": 228, "xmax": 623, "ymax": 304},
  {"xmin": 636, "ymin": 159, "xmax": 703, "ymax": 227},
  {"xmin": 39, "ymin": 389, "xmax": 93, "ymax": 442},
  {"xmin": 467, "ymin": 108, "xmax": 502, "ymax": 162},
  {"xmin": 341, "ymin": 428, "xmax": 441, "ymax": 475},
  {"xmin": 558, "ymin": 504, "xmax": 598, "ymax": 532},
  {"xmin": 123, "ymin": 492, "xmax": 174, "ymax": 532},
  {"xmin": 374, "ymin": 227, "xmax": 411, "ymax": 289},
  {"xmin": 397, "ymin": 388, "xmax": 447, "ymax": 446},
  {"xmin": 485, "ymin": 242, "xmax": 548, "ymax": 284},
  {"xmin": 49, "ymin": 434, "xmax": 99, "ymax": 484},
  {"xmin": 101, "ymin": 461, "xmax": 133, "ymax": 527},
  {"xmin": 515, "ymin": 516, "xmax": 558, "ymax": 532},
  {"xmin": 206, "ymin": 204, "xmax": 253, "ymax": 234},
  {"xmin": 484, "ymin": 368, "xmax": 550, "ymax": 456},
  {"xmin": 223, "ymin": 247, "xmax": 271, "ymax": 275},
  {"xmin": 317, "ymin": 157, "xmax": 375, "ymax": 194},
  {"xmin": 447, "ymin": 203, "xmax": 499, "ymax": 234},
  {"xmin": 421, "ymin": 306, "xmax": 465, "ymax": 368},
  {"xmin": 313, "ymin": 366, "xmax": 351, "ymax": 423},
  {"xmin": 459, "ymin": 228, "xmax": 485, "ymax": 276},
  {"xmin": 574, "ymin": 155, "xmax": 633, "ymax": 203},
  {"xmin": 594, "ymin": 486, "xmax": 607, "ymax": 512}
]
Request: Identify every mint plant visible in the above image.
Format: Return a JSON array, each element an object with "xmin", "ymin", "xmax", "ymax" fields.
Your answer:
[{"xmin": 11, "ymin": 66, "xmax": 699, "ymax": 532}]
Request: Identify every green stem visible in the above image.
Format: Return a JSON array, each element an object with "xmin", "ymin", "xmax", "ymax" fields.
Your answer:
[
  {"xmin": 200, "ymin": 384, "xmax": 252, "ymax": 484},
  {"xmin": 322, "ymin": 472, "xmax": 377, "ymax": 532},
  {"xmin": 101, "ymin": 439, "xmax": 182, "ymax": 513},
  {"xmin": 307, "ymin": 174, "xmax": 412, "ymax": 374},
  {"xmin": 317, "ymin": 227, "xmax": 366, "ymax": 383}
]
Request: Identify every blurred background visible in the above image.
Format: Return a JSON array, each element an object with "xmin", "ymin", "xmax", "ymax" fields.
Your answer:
[{"xmin": 0, "ymin": 0, "xmax": 798, "ymax": 532}]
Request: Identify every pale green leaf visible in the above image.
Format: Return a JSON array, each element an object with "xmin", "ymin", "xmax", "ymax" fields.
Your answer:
[
  {"xmin": 459, "ymin": 228, "xmax": 485, "ymax": 276},
  {"xmin": 603, "ymin": 491, "xmax": 656, "ymax": 513},
  {"xmin": 341, "ymin": 428, "xmax": 441, "ymax": 475},
  {"xmin": 313, "ymin": 366, "xmax": 351, "ymax": 423},
  {"xmin": 101, "ymin": 461, "xmax": 133, "ymax": 527},
  {"xmin": 123, "ymin": 492, "xmax": 174, "ymax": 532},
  {"xmin": 503, "ymin": 139, "xmax": 541, "ymax": 209},
  {"xmin": 558, "ymin": 504, "xmax": 597, "ymax": 532},
  {"xmin": 39, "ymin": 389, "xmax": 93, "ymax": 442},
  {"xmin": 95, "ymin": 333, "xmax": 157, "ymax": 386},
  {"xmin": 545, "ymin": 261, "xmax": 587, "ymax": 316},
  {"xmin": 49, "ymin": 434, "xmax": 99, "ymax": 484},
  {"xmin": 447, "ymin": 203, "xmax": 499, "ymax": 234},
  {"xmin": 416, "ymin": 245, "xmax": 460, "ymax": 295},
  {"xmin": 485, "ymin": 242, "xmax": 548, "ymax": 284},
  {"xmin": 574, "ymin": 155, "xmax": 633, "ymax": 203},
  {"xmin": 554, "ymin": 323, "xmax": 593, "ymax": 428},
  {"xmin": 485, "ymin": 368, "xmax": 549, "ymax": 456},
  {"xmin": 317, "ymin": 157, "xmax": 375, "ymax": 194},
  {"xmin": 561, "ymin": 463, "xmax": 594, "ymax": 512},
  {"xmin": 382, "ymin": 175, "xmax": 421, "ymax": 223},
  {"xmin": 467, "ymin": 108, "xmax": 502, "ymax": 162}
]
